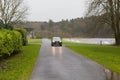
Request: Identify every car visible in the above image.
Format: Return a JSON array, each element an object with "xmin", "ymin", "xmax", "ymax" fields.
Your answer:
[{"xmin": 51, "ymin": 37, "xmax": 62, "ymax": 46}]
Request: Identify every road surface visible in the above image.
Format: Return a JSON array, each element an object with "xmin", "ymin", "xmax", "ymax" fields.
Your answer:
[{"xmin": 30, "ymin": 39, "xmax": 105, "ymax": 80}]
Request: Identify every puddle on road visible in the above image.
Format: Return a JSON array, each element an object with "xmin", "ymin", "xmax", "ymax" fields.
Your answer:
[
  {"xmin": 59, "ymin": 47, "xmax": 62, "ymax": 57},
  {"xmin": 52, "ymin": 47, "xmax": 63, "ymax": 58},
  {"xmin": 52, "ymin": 47, "xmax": 56, "ymax": 57},
  {"xmin": 104, "ymin": 69, "xmax": 120, "ymax": 80}
]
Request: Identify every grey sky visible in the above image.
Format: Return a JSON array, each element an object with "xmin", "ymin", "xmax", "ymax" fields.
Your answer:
[{"xmin": 26, "ymin": 0, "xmax": 88, "ymax": 22}]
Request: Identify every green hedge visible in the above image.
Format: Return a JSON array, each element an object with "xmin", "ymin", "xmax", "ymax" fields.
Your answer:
[
  {"xmin": 0, "ymin": 29, "xmax": 22, "ymax": 56},
  {"xmin": 14, "ymin": 28, "xmax": 28, "ymax": 46}
]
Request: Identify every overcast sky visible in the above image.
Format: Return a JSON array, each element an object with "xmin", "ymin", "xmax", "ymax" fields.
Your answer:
[{"xmin": 26, "ymin": 0, "xmax": 88, "ymax": 22}]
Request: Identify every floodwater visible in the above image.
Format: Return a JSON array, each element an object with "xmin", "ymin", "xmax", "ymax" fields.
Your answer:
[{"xmin": 64, "ymin": 38, "xmax": 115, "ymax": 45}]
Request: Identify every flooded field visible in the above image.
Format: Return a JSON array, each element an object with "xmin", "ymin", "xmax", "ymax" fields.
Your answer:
[{"xmin": 64, "ymin": 38, "xmax": 115, "ymax": 45}]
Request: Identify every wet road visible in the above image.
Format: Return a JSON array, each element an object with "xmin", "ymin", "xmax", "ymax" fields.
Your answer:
[{"xmin": 30, "ymin": 39, "xmax": 105, "ymax": 80}]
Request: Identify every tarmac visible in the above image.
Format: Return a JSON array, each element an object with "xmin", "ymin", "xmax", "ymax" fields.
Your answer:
[{"xmin": 30, "ymin": 38, "xmax": 105, "ymax": 80}]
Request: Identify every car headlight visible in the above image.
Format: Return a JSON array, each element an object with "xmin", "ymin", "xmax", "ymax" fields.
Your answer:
[{"xmin": 52, "ymin": 40, "xmax": 55, "ymax": 42}]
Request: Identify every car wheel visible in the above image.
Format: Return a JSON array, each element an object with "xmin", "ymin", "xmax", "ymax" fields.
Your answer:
[
  {"xmin": 51, "ymin": 44, "xmax": 53, "ymax": 46},
  {"xmin": 60, "ymin": 44, "xmax": 62, "ymax": 46}
]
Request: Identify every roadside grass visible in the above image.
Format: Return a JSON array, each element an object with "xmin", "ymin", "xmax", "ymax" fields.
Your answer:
[
  {"xmin": 28, "ymin": 39, "xmax": 42, "ymax": 44},
  {"xmin": 64, "ymin": 41, "xmax": 120, "ymax": 73},
  {"xmin": 0, "ymin": 39, "xmax": 42, "ymax": 80}
]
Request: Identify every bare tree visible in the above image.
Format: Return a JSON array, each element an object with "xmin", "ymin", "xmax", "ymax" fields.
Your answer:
[
  {"xmin": 0, "ymin": 0, "xmax": 28, "ymax": 29},
  {"xmin": 87, "ymin": 0, "xmax": 120, "ymax": 45}
]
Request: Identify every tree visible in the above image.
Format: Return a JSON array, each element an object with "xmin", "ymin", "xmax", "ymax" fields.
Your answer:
[
  {"xmin": 88, "ymin": 0, "xmax": 120, "ymax": 45},
  {"xmin": 48, "ymin": 19, "xmax": 54, "ymax": 27},
  {"xmin": 48, "ymin": 19, "xmax": 54, "ymax": 34},
  {"xmin": 0, "ymin": 0, "xmax": 28, "ymax": 29}
]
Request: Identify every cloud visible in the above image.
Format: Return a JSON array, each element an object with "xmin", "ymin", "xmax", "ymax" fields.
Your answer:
[{"xmin": 27, "ymin": 0, "xmax": 87, "ymax": 21}]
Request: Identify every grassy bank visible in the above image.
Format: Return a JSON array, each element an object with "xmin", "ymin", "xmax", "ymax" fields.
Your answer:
[
  {"xmin": 28, "ymin": 39, "xmax": 42, "ymax": 44},
  {"xmin": 0, "ymin": 39, "xmax": 42, "ymax": 80},
  {"xmin": 64, "ymin": 41, "xmax": 120, "ymax": 73}
]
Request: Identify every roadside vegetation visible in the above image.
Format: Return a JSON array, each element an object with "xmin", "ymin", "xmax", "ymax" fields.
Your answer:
[
  {"xmin": 0, "ymin": 0, "xmax": 40, "ymax": 79},
  {"xmin": 64, "ymin": 41, "xmax": 120, "ymax": 73},
  {"xmin": 28, "ymin": 39, "xmax": 42, "ymax": 44},
  {"xmin": 0, "ymin": 28, "xmax": 28, "ymax": 57},
  {"xmin": 0, "ymin": 39, "xmax": 41, "ymax": 80}
]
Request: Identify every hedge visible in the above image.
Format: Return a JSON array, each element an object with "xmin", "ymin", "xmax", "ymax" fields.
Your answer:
[
  {"xmin": 14, "ymin": 28, "xmax": 28, "ymax": 46},
  {"xmin": 0, "ymin": 29, "xmax": 22, "ymax": 56}
]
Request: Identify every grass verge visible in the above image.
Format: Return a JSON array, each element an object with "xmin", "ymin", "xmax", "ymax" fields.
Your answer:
[
  {"xmin": 28, "ymin": 39, "xmax": 42, "ymax": 44},
  {"xmin": 64, "ymin": 41, "xmax": 120, "ymax": 73},
  {"xmin": 0, "ymin": 39, "xmax": 42, "ymax": 80}
]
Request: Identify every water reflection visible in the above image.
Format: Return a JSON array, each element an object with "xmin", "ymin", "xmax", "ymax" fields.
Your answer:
[
  {"xmin": 52, "ymin": 47, "xmax": 56, "ymax": 57},
  {"xmin": 52, "ymin": 47, "xmax": 63, "ymax": 58},
  {"xmin": 59, "ymin": 47, "xmax": 62, "ymax": 58}
]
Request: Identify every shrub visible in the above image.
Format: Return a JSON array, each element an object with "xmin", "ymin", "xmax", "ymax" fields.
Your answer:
[
  {"xmin": 0, "ymin": 30, "xmax": 13, "ymax": 56},
  {"xmin": 14, "ymin": 28, "xmax": 28, "ymax": 46},
  {"xmin": 0, "ymin": 29, "xmax": 22, "ymax": 56},
  {"xmin": 12, "ymin": 30, "xmax": 23, "ymax": 52}
]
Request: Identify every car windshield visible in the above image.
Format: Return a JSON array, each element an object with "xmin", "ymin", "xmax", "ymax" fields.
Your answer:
[{"xmin": 53, "ymin": 37, "xmax": 61, "ymax": 41}]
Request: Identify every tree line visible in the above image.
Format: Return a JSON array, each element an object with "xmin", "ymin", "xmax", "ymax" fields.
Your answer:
[{"xmin": 21, "ymin": 15, "xmax": 113, "ymax": 38}]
